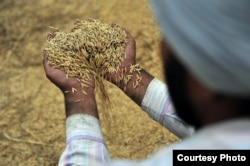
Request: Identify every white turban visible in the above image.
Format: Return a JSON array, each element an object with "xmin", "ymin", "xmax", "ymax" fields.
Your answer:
[{"xmin": 150, "ymin": 0, "xmax": 250, "ymax": 97}]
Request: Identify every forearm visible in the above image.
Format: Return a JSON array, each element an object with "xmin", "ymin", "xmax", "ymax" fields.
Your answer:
[
  {"xmin": 141, "ymin": 78, "xmax": 194, "ymax": 138},
  {"xmin": 113, "ymin": 69, "xmax": 194, "ymax": 138},
  {"xmin": 114, "ymin": 68, "xmax": 154, "ymax": 106},
  {"xmin": 60, "ymin": 88, "xmax": 111, "ymax": 165}
]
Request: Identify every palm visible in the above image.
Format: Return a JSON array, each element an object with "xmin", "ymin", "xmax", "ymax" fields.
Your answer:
[
  {"xmin": 106, "ymin": 29, "xmax": 136, "ymax": 84},
  {"xmin": 43, "ymin": 52, "xmax": 83, "ymax": 91}
]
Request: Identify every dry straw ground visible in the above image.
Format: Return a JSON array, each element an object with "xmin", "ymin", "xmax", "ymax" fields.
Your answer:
[{"xmin": 0, "ymin": 0, "xmax": 178, "ymax": 165}]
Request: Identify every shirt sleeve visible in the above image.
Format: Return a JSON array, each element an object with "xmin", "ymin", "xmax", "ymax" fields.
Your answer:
[
  {"xmin": 58, "ymin": 78, "xmax": 193, "ymax": 166},
  {"xmin": 58, "ymin": 114, "xmax": 110, "ymax": 166},
  {"xmin": 58, "ymin": 114, "xmax": 175, "ymax": 166},
  {"xmin": 141, "ymin": 78, "xmax": 195, "ymax": 138}
]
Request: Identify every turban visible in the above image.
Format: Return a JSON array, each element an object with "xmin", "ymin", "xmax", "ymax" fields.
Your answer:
[{"xmin": 150, "ymin": 0, "xmax": 250, "ymax": 97}]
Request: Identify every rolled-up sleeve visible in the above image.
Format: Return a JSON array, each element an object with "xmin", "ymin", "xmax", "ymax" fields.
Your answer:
[
  {"xmin": 141, "ymin": 78, "xmax": 194, "ymax": 138},
  {"xmin": 58, "ymin": 114, "xmax": 110, "ymax": 166}
]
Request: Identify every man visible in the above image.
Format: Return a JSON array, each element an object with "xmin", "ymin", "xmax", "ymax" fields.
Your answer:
[{"xmin": 43, "ymin": 0, "xmax": 250, "ymax": 165}]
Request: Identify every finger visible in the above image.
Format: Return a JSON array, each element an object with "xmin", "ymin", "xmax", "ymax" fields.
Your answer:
[
  {"xmin": 111, "ymin": 23, "xmax": 118, "ymax": 27},
  {"xmin": 111, "ymin": 23, "xmax": 132, "ymax": 37},
  {"xmin": 43, "ymin": 50, "xmax": 48, "ymax": 63},
  {"xmin": 86, "ymin": 18, "xmax": 94, "ymax": 22},
  {"xmin": 43, "ymin": 50, "xmax": 51, "ymax": 73},
  {"xmin": 47, "ymin": 33, "xmax": 52, "ymax": 40},
  {"xmin": 111, "ymin": 23, "xmax": 123, "ymax": 29},
  {"xmin": 43, "ymin": 50, "xmax": 61, "ymax": 81},
  {"xmin": 74, "ymin": 19, "xmax": 81, "ymax": 25},
  {"xmin": 47, "ymin": 32, "xmax": 55, "ymax": 40},
  {"xmin": 47, "ymin": 29, "xmax": 58, "ymax": 39}
]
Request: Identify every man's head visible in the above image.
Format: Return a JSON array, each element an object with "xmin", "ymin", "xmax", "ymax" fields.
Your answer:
[
  {"xmin": 151, "ymin": 0, "xmax": 250, "ymax": 129},
  {"xmin": 160, "ymin": 41, "xmax": 250, "ymax": 129}
]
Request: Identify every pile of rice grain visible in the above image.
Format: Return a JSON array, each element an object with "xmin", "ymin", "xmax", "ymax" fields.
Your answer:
[{"xmin": 44, "ymin": 19, "xmax": 140, "ymax": 101}]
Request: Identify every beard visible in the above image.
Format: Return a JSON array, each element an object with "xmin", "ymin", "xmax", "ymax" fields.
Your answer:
[{"xmin": 165, "ymin": 52, "xmax": 202, "ymax": 129}]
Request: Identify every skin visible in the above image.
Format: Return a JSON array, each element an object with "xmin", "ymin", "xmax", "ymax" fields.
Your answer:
[
  {"xmin": 160, "ymin": 40, "xmax": 239, "ymax": 129},
  {"xmin": 43, "ymin": 51, "xmax": 98, "ymax": 118},
  {"xmin": 43, "ymin": 24, "xmax": 239, "ymax": 130},
  {"xmin": 43, "ymin": 25, "xmax": 154, "ymax": 119},
  {"xmin": 107, "ymin": 25, "xmax": 154, "ymax": 106}
]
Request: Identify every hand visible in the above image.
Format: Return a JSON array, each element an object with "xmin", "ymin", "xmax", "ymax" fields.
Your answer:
[
  {"xmin": 104, "ymin": 25, "xmax": 154, "ymax": 106},
  {"xmin": 43, "ymin": 50, "xmax": 95, "ymax": 91},
  {"xmin": 106, "ymin": 25, "xmax": 136, "ymax": 85},
  {"xmin": 43, "ymin": 50, "xmax": 98, "ymax": 118},
  {"xmin": 44, "ymin": 30, "xmax": 95, "ymax": 94},
  {"xmin": 116, "ymin": 25, "xmax": 136, "ymax": 68}
]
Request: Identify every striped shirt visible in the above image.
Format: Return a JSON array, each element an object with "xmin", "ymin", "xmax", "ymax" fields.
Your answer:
[
  {"xmin": 58, "ymin": 78, "xmax": 250, "ymax": 166},
  {"xmin": 141, "ymin": 78, "xmax": 194, "ymax": 138}
]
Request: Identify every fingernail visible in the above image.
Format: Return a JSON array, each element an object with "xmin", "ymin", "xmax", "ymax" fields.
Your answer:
[{"xmin": 74, "ymin": 19, "xmax": 81, "ymax": 25}]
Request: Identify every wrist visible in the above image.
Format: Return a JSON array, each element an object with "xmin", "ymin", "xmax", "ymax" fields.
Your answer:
[
  {"xmin": 63, "ymin": 86, "xmax": 98, "ymax": 118},
  {"xmin": 63, "ymin": 86, "xmax": 95, "ymax": 102},
  {"xmin": 109, "ymin": 64, "xmax": 142, "ymax": 91},
  {"xmin": 65, "ymin": 99, "xmax": 98, "ymax": 118},
  {"xmin": 117, "ymin": 69, "xmax": 154, "ymax": 105}
]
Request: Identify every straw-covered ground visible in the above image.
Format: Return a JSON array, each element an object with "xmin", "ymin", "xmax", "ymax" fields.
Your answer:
[{"xmin": 0, "ymin": 0, "xmax": 178, "ymax": 165}]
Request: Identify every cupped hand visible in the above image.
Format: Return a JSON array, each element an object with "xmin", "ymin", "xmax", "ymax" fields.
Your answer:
[
  {"xmin": 44, "ymin": 31, "xmax": 95, "ymax": 94},
  {"xmin": 43, "ymin": 51, "xmax": 87, "ymax": 92},
  {"xmin": 106, "ymin": 25, "xmax": 136, "ymax": 84},
  {"xmin": 116, "ymin": 25, "xmax": 136, "ymax": 68},
  {"xmin": 44, "ymin": 31, "xmax": 75, "ymax": 92}
]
